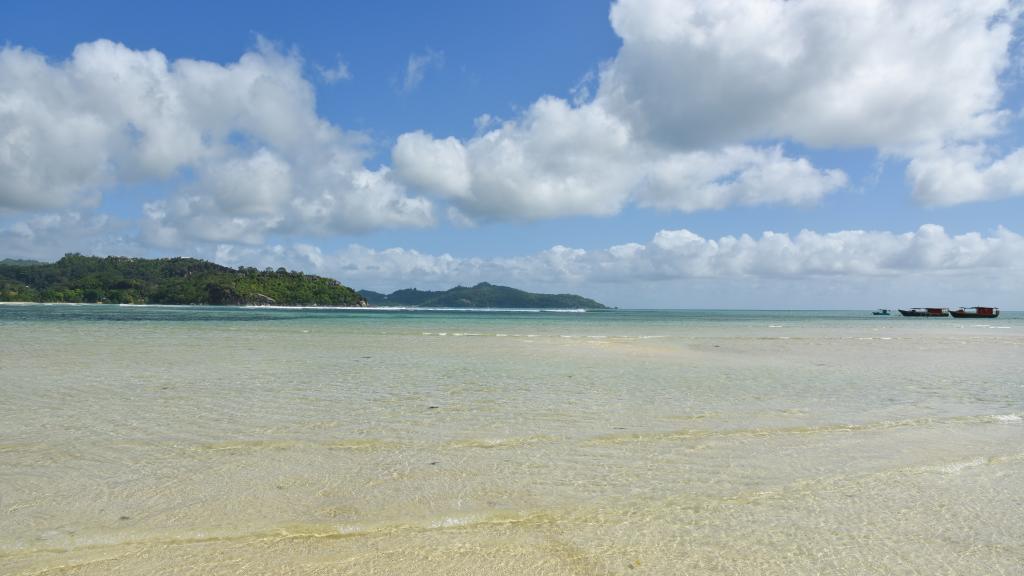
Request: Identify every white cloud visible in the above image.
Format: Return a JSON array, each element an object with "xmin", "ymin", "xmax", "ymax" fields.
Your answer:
[
  {"xmin": 394, "ymin": 97, "xmax": 846, "ymax": 220},
  {"xmin": 4, "ymin": 0, "xmax": 1023, "ymax": 256},
  {"xmin": 392, "ymin": 131, "xmax": 472, "ymax": 199},
  {"xmin": 403, "ymin": 48, "xmax": 443, "ymax": 92},
  {"xmin": 6, "ymin": 217, "xmax": 1019, "ymax": 307},
  {"xmin": 494, "ymin": 225, "xmax": 1024, "ymax": 283},
  {"xmin": 316, "ymin": 57, "xmax": 351, "ymax": 84},
  {"xmin": 0, "ymin": 212, "xmax": 141, "ymax": 260},
  {"xmin": 601, "ymin": 0, "xmax": 1015, "ymax": 152},
  {"xmin": 638, "ymin": 146, "xmax": 848, "ymax": 212},
  {"xmin": 0, "ymin": 38, "xmax": 434, "ymax": 241},
  {"xmin": 907, "ymin": 145, "xmax": 1024, "ymax": 205},
  {"xmin": 393, "ymin": 0, "xmax": 1024, "ymax": 214},
  {"xmin": 204, "ymin": 224, "xmax": 1024, "ymax": 299}
]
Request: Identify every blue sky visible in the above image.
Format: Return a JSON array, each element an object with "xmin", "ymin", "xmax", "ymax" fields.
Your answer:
[{"xmin": 2, "ymin": 1, "xmax": 1024, "ymax": 308}]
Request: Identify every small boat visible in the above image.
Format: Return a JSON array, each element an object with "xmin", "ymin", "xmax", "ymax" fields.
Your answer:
[
  {"xmin": 872, "ymin": 309, "xmax": 891, "ymax": 316},
  {"xmin": 898, "ymin": 308, "xmax": 949, "ymax": 317},
  {"xmin": 949, "ymin": 306, "xmax": 999, "ymax": 319}
]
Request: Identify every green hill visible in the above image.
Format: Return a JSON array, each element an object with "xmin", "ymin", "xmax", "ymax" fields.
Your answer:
[
  {"xmin": 0, "ymin": 258, "xmax": 47, "ymax": 266},
  {"xmin": 0, "ymin": 254, "xmax": 365, "ymax": 306},
  {"xmin": 358, "ymin": 282, "xmax": 607, "ymax": 309}
]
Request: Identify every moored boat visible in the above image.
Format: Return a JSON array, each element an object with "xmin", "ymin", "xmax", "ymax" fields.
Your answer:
[
  {"xmin": 872, "ymin": 309, "xmax": 890, "ymax": 316},
  {"xmin": 898, "ymin": 308, "xmax": 948, "ymax": 317},
  {"xmin": 949, "ymin": 306, "xmax": 999, "ymax": 319}
]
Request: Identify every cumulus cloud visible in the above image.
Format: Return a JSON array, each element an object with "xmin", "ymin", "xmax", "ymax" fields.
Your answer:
[
  {"xmin": 5, "ymin": 216, "xmax": 1019, "ymax": 306},
  {"xmin": 638, "ymin": 146, "xmax": 848, "ymax": 212},
  {"xmin": 0, "ymin": 38, "xmax": 433, "ymax": 242},
  {"xmin": 601, "ymin": 0, "xmax": 1014, "ymax": 152},
  {"xmin": 907, "ymin": 145, "xmax": 1024, "ymax": 205},
  {"xmin": 0, "ymin": 212, "xmax": 142, "ymax": 260},
  {"xmin": 394, "ymin": 98, "xmax": 845, "ymax": 221},
  {"xmin": 393, "ymin": 0, "xmax": 1024, "ymax": 214},
  {"xmin": 206, "ymin": 224, "xmax": 1023, "ymax": 296},
  {"xmin": 514, "ymin": 225, "xmax": 1023, "ymax": 283}
]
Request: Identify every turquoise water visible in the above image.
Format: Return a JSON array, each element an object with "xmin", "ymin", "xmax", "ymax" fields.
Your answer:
[{"xmin": 1, "ymin": 304, "xmax": 1022, "ymax": 574}]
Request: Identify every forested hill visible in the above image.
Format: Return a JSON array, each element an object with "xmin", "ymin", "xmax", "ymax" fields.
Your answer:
[
  {"xmin": 358, "ymin": 282, "xmax": 608, "ymax": 309},
  {"xmin": 0, "ymin": 254, "xmax": 365, "ymax": 306}
]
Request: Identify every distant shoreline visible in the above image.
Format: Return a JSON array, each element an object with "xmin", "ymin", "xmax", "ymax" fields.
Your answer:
[{"xmin": 0, "ymin": 301, "xmax": 592, "ymax": 312}]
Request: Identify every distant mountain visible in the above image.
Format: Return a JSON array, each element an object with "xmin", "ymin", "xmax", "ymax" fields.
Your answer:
[
  {"xmin": 355, "ymin": 289, "xmax": 390, "ymax": 304},
  {"xmin": 0, "ymin": 258, "xmax": 47, "ymax": 266},
  {"xmin": 0, "ymin": 254, "xmax": 365, "ymax": 306},
  {"xmin": 358, "ymin": 282, "xmax": 608, "ymax": 309}
]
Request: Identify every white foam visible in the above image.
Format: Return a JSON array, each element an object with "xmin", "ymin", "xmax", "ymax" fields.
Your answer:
[
  {"xmin": 927, "ymin": 457, "xmax": 986, "ymax": 474},
  {"xmin": 991, "ymin": 414, "xmax": 1022, "ymax": 423},
  {"xmin": 430, "ymin": 515, "xmax": 476, "ymax": 529}
]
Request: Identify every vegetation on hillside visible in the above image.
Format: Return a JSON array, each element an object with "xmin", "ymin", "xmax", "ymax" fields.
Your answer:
[
  {"xmin": 358, "ymin": 282, "xmax": 607, "ymax": 309},
  {"xmin": 0, "ymin": 259, "xmax": 47, "ymax": 267},
  {"xmin": 0, "ymin": 254, "xmax": 365, "ymax": 306}
]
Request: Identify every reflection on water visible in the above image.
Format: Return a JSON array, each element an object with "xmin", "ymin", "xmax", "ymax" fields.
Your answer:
[{"xmin": 1, "ymin": 305, "xmax": 1022, "ymax": 574}]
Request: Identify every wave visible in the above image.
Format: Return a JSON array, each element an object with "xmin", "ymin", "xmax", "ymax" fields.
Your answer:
[
  {"xmin": 919, "ymin": 457, "xmax": 988, "ymax": 475},
  {"xmin": 585, "ymin": 412, "xmax": 1021, "ymax": 445},
  {"xmin": 988, "ymin": 414, "xmax": 1022, "ymax": 422},
  {"xmin": 187, "ymin": 438, "xmax": 402, "ymax": 453},
  {"xmin": 443, "ymin": 435, "xmax": 557, "ymax": 450},
  {"xmin": 0, "ymin": 509, "xmax": 562, "ymax": 558}
]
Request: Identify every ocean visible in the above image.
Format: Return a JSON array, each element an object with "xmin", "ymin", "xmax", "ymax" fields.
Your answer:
[{"xmin": 1, "ymin": 304, "xmax": 1022, "ymax": 575}]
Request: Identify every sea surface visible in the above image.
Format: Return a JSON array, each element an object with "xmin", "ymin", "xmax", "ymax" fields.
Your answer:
[{"xmin": 1, "ymin": 304, "xmax": 1022, "ymax": 575}]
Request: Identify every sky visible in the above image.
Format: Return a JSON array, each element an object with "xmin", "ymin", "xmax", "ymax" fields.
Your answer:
[{"xmin": 2, "ymin": 0, "xmax": 1024, "ymax": 308}]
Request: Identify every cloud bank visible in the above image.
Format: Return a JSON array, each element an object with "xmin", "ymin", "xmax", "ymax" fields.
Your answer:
[
  {"xmin": 0, "ymin": 38, "xmax": 432, "ymax": 244},
  {"xmin": 5, "ymin": 209, "xmax": 1020, "ymax": 306},
  {"xmin": 394, "ymin": 0, "xmax": 1024, "ymax": 220},
  {"xmin": 277, "ymin": 224, "xmax": 1024, "ymax": 287},
  {"xmin": 3, "ymin": 1, "xmax": 1022, "ymax": 239}
]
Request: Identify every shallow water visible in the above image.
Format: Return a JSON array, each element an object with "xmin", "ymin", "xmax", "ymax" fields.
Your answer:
[{"xmin": 1, "ymin": 305, "xmax": 1022, "ymax": 574}]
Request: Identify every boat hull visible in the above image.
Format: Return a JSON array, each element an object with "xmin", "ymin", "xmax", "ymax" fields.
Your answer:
[
  {"xmin": 898, "ymin": 309, "xmax": 949, "ymax": 317},
  {"xmin": 950, "ymin": 310, "xmax": 999, "ymax": 318}
]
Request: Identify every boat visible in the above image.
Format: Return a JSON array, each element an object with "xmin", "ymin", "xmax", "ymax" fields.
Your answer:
[
  {"xmin": 949, "ymin": 306, "xmax": 999, "ymax": 319},
  {"xmin": 872, "ymin": 309, "xmax": 891, "ymax": 316},
  {"xmin": 898, "ymin": 308, "xmax": 949, "ymax": 317}
]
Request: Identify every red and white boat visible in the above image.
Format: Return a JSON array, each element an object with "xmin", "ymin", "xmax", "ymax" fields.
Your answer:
[{"xmin": 949, "ymin": 306, "xmax": 999, "ymax": 319}]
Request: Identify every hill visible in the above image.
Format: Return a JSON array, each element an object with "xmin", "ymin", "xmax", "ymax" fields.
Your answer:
[
  {"xmin": 0, "ymin": 258, "xmax": 47, "ymax": 266},
  {"xmin": 358, "ymin": 282, "xmax": 607, "ymax": 309},
  {"xmin": 0, "ymin": 254, "xmax": 365, "ymax": 306}
]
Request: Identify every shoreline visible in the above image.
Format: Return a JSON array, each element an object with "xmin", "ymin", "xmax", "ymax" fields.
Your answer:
[{"xmin": 0, "ymin": 301, "xmax": 591, "ymax": 313}]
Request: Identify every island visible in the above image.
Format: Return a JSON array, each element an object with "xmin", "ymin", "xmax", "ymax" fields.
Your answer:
[
  {"xmin": 358, "ymin": 282, "xmax": 608, "ymax": 309},
  {"xmin": 0, "ymin": 254, "xmax": 366, "ymax": 306}
]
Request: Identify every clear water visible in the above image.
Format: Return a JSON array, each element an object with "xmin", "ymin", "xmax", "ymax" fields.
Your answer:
[{"xmin": 1, "ymin": 305, "xmax": 1022, "ymax": 575}]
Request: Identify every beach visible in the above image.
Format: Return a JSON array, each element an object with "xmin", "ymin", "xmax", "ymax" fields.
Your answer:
[{"xmin": 1, "ymin": 305, "xmax": 1022, "ymax": 574}]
